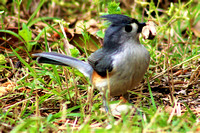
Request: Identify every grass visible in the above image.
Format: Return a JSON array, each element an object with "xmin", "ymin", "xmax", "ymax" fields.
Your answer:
[{"xmin": 0, "ymin": 0, "xmax": 199, "ymax": 132}]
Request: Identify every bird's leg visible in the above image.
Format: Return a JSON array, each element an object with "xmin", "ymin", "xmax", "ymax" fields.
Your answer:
[
  {"xmin": 102, "ymin": 93, "xmax": 109, "ymax": 112},
  {"xmin": 122, "ymin": 92, "xmax": 131, "ymax": 103},
  {"xmin": 103, "ymin": 70, "xmax": 111, "ymax": 113},
  {"xmin": 122, "ymin": 92, "xmax": 141, "ymax": 115},
  {"xmin": 101, "ymin": 87, "xmax": 111, "ymax": 113}
]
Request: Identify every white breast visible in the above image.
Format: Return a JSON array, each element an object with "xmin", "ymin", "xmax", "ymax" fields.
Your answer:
[{"xmin": 109, "ymin": 40, "xmax": 150, "ymax": 96}]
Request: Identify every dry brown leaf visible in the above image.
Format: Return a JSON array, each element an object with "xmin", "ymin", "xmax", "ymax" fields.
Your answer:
[
  {"xmin": 191, "ymin": 20, "xmax": 200, "ymax": 37},
  {"xmin": 75, "ymin": 19, "xmax": 99, "ymax": 35},
  {"xmin": 86, "ymin": 19, "xmax": 99, "ymax": 35},
  {"xmin": 165, "ymin": 105, "xmax": 173, "ymax": 114},
  {"xmin": 0, "ymin": 82, "xmax": 16, "ymax": 96},
  {"xmin": 70, "ymin": 33, "xmax": 100, "ymax": 53}
]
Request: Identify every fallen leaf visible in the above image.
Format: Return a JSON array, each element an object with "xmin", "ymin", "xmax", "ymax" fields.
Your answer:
[
  {"xmin": 70, "ymin": 33, "xmax": 100, "ymax": 53},
  {"xmin": 191, "ymin": 20, "xmax": 200, "ymax": 37},
  {"xmin": 75, "ymin": 19, "xmax": 99, "ymax": 35},
  {"xmin": 0, "ymin": 82, "xmax": 16, "ymax": 96}
]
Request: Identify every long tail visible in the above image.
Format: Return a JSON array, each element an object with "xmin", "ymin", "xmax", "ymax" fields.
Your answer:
[{"xmin": 33, "ymin": 52, "xmax": 93, "ymax": 78}]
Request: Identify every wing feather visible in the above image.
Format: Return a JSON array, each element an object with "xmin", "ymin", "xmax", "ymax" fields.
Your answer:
[{"xmin": 88, "ymin": 49, "xmax": 113, "ymax": 77}]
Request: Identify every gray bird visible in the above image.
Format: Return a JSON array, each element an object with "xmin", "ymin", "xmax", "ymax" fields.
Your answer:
[{"xmin": 33, "ymin": 14, "xmax": 150, "ymax": 112}]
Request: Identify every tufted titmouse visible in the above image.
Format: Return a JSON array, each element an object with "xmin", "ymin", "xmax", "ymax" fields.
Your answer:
[{"xmin": 33, "ymin": 14, "xmax": 151, "ymax": 112}]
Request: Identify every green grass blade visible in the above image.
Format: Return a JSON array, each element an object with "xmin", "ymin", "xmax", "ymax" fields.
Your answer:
[
  {"xmin": 0, "ymin": 29, "xmax": 26, "ymax": 44},
  {"xmin": 27, "ymin": 17, "xmax": 61, "ymax": 27},
  {"xmin": 26, "ymin": 0, "xmax": 45, "ymax": 26},
  {"xmin": 11, "ymin": 47, "xmax": 36, "ymax": 76},
  {"xmin": 147, "ymin": 76, "xmax": 157, "ymax": 111}
]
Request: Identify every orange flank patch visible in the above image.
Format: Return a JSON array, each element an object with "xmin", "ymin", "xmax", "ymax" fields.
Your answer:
[
  {"xmin": 91, "ymin": 70, "xmax": 115, "ymax": 87},
  {"xmin": 91, "ymin": 71, "xmax": 106, "ymax": 86}
]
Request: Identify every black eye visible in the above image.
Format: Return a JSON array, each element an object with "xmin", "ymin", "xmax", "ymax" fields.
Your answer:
[{"xmin": 125, "ymin": 25, "xmax": 132, "ymax": 32}]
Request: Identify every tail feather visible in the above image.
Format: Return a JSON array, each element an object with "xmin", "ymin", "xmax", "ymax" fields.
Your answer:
[
  {"xmin": 33, "ymin": 52, "xmax": 93, "ymax": 78},
  {"xmin": 37, "ymin": 57, "xmax": 69, "ymax": 66}
]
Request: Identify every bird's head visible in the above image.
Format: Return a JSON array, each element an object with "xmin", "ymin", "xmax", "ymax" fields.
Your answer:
[{"xmin": 101, "ymin": 14, "xmax": 146, "ymax": 49}]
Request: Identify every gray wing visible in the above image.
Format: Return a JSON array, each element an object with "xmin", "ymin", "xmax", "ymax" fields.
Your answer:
[{"xmin": 88, "ymin": 49, "xmax": 113, "ymax": 77}]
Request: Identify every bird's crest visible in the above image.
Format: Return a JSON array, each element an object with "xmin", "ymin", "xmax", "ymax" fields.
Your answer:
[{"xmin": 101, "ymin": 14, "xmax": 138, "ymax": 25}]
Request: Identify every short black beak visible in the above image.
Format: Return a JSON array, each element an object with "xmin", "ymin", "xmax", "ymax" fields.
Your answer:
[{"xmin": 137, "ymin": 22, "xmax": 146, "ymax": 33}]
